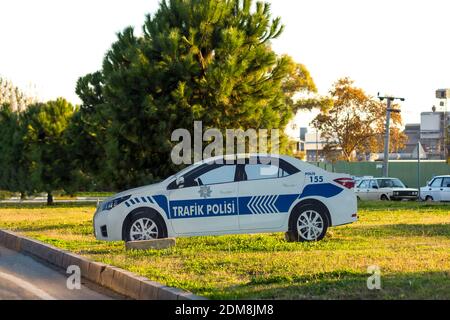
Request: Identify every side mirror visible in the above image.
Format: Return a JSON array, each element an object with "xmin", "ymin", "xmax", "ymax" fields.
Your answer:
[
  {"xmin": 176, "ymin": 176, "xmax": 184, "ymax": 187},
  {"xmin": 372, "ymin": 186, "xmax": 378, "ymax": 189}
]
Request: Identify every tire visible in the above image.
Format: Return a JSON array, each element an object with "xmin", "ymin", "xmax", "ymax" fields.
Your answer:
[
  {"xmin": 124, "ymin": 209, "xmax": 167, "ymax": 242},
  {"xmin": 288, "ymin": 204, "xmax": 329, "ymax": 242},
  {"xmin": 425, "ymin": 196, "xmax": 433, "ymax": 202},
  {"xmin": 380, "ymin": 194, "xmax": 389, "ymax": 201}
]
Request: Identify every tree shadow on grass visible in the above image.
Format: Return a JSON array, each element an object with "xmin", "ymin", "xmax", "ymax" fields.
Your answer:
[
  {"xmin": 12, "ymin": 223, "xmax": 91, "ymax": 234},
  {"xmin": 209, "ymin": 271, "xmax": 450, "ymax": 300},
  {"xmin": 347, "ymin": 223, "xmax": 450, "ymax": 237}
]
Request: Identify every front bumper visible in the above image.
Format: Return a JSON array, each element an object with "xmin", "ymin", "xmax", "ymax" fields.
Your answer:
[
  {"xmin": 390, "ymin": 195, "xmax": 418, "ymax": 200},
  {"xmin": 93, "ymin": 207, "xmax": 110, "ymax": 240}
]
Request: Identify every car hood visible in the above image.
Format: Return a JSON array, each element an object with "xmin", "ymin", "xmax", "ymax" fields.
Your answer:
[
  {"xmin": 105, "ymin": 182, "xmax": 165, "ymax": 202},
  {"xmin": 390, "ymin": 188, "xmax": 418, "ymax": 192}
]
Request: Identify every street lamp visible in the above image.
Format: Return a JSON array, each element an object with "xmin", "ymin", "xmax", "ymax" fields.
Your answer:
[{"xmin": 377, "ymin": 93, "xmax": 405, "ymax": 177}]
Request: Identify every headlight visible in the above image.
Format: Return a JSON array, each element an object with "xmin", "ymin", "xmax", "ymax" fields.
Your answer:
[
  {"xmin": 101, "ymin": 195, "xmax": 131, "ymax": 211},
  {"xmin": 394, "ymin": 192, "xmax": 399, "ymax": 196}
]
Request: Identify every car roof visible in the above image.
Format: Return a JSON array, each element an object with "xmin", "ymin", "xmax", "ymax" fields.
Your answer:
[{"xmin": 192, "ymin": 153, "xmax": 296, "ymax": 165}]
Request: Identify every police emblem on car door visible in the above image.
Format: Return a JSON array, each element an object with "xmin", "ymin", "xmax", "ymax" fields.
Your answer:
[{"xmin": 168, "ymin": 162, "xmax": 239, "ymax": 234}]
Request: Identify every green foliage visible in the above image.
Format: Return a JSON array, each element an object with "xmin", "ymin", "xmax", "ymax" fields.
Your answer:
[
  {"xmin": 76, "ymin": 0, "xmax": 317, "ymax": 189},
  {"xmin": 0, "ymin": 104, "xmax": 29, "ymax": 194},
  {"xmin": 22, "ymin": 98, "xmax": 77, "ymax": 201},
  {"xmin": 0, "ymin": 77, "xmax": 35, "ymax": 112}
]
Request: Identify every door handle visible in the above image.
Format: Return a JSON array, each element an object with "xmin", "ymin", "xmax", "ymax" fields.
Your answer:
[
  {"xmin": 220, "ymin": 190, "xmax": 233, "ymax": 194},
  {"xmin": 429, "ymin": 188, "xmax": 432, "ymax": 191},
  {"xmin": 283, "ymin": 183, "xmax": 296, "ymax": 187}
]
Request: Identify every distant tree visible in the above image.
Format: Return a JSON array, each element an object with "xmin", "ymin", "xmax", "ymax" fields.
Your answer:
[
  {"xmin": 22, "ymin": 98, "xmax": 76, "ymax": 204},
  {"xmin": 312, "ymin": 78, "xmax": 407, "ymax": 161},
  {"xmin": 0, "ymin": 77, "xmax": 35, "ymax": 112},
  {"xmin": 0, "ymin": 104, "xmax": 30, "ymax": 196},
  {"xmin": 77, "ymin": 0, "xmax": 319, "ymax": 189}
]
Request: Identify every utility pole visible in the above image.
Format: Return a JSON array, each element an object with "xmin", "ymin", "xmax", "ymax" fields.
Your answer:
[
  {"xmin": 378, "ymin": 94, "xmax": 405, "ymax": 177},
  {"xmin": 316, "ymin": 130, "xmax": 319, "ymax": 165}
]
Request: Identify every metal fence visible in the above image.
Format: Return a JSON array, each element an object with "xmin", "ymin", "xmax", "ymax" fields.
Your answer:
[{"xmin": 311, "ymin": 161, "xmax": 450, "ymax": 188}]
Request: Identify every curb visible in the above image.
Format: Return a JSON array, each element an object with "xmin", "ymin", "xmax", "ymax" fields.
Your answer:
[{"xmin": 0, "ymin": 229, "xmax": 206, "ymax": 300}]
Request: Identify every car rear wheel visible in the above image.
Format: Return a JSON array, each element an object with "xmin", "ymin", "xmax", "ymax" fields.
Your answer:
[
  {"xmin": 125, "ymin": 210, "xmax": 167, "ymax": 242},
  {"xmin": 288, "ymin": 205, "xmax": 329, "ymax": 242}
]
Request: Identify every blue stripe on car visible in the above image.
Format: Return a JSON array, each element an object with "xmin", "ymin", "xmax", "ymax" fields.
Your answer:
[
  {"xmin": 299, "ymin": 183, "xmax": 343, "ymax": 199},
  {"xmin": 124, "ymin": 183, "xmax": 343, "ymax": 219}
]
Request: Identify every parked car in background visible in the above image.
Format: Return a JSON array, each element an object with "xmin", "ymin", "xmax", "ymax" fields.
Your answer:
[
  {"xmin": 420, "ymin": 175, "xmax": 450, "ymax": 202},
  {"xmin": 355, "ymin": 177, "xmax": 418, "ymax": 201}
]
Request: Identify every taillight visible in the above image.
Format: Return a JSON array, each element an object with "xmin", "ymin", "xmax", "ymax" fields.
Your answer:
[{"xmin": 334, "ymin": 178, "xmax": 355, "ymax": 189}]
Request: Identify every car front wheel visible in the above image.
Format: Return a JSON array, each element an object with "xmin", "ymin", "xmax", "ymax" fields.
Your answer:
[
  {"xmin": 288, "ymin": 205, "xmax": 329, "ymax": 242},
  {"xmin": 125, "ymin": 210, "xmax": 167, "ymax": 242}
]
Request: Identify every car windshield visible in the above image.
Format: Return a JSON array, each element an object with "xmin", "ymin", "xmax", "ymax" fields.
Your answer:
[{"xmin": 378, "ymin": 179, "xmax": 405, "ymax": 188}]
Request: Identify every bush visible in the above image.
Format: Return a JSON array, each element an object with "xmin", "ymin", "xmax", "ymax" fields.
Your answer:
[{"xmin": 0, "ymin": 190, "xmax": 13, "ymax": 200}]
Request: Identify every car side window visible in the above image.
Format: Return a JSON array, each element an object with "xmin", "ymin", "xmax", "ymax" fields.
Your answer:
[
  {"xmin": 442, "ymin": 178, "xmax": 450, "ymax": 188},
  {"xmin": 358, "ymin": 180, "xmax": 368, "ymax": 188},
  {"xmin": 378, "ymin": 179, "xmax": 389, "ymax": 188},
  {"xmin": 430, "ymin": 178, "xmax": 443, "ymax": 188},
  {"xmin": 245, "ymin": 164, "xmax": 279, "ymax": 181},
  {"xmin": 197, "ymin": 165, "xmax": 237, "ymax": 185},
  {"xmin": 369, "ymin": 180, "xmax": 378, "ymax": 188}
]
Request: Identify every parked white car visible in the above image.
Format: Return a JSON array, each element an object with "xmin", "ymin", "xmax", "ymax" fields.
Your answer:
[
  {"xmin": 420, "ymin": 175, "xmax": 450, "ymax": 202},
  {"xmin": 355, "ymin": 177, "xmax": 418, "ymax": 201},
  {"xmin": 93, "ymin": 154, "xmax": 358, "ymax": 243}
]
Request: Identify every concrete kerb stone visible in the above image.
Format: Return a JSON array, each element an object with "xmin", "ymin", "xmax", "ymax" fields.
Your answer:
[
  {"xmin": 0, "ymin": 229, "xmax": 203, "ymax": 300},
  {"xmin": 157, "ymin": 286, "xmax": 189, "ymax": 300},
  {"xmin": 139, "ymin": 280, "xmax": 166, "ymax": 300},
  {"xmin": 99, "ymin": 265, "xmax": 115, "ymax": 288},
  {"xmin": 86, "ymin": 261, "xmax": 108, "ymax": 284},
  {"xmin": 1, "ymin": 230, "xmax": 21, "ymax": 251}
]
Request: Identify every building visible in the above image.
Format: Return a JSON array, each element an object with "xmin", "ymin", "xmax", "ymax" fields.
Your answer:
[
  {"xmin": 403, "ymin": 123, "xmax": 421, "ymax": 154},
  {"xmin": 399, "ymin": 89, "xmax": 450, "ymax": 160},
  {"xmin": 419, "ymin": 111, "xmax": 447, "ymax": 159}
]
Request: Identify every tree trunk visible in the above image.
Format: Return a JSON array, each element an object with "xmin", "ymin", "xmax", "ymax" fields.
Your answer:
[{"xmin": 47, "ymin": 192, "xmax": 54, "ymax": 206}]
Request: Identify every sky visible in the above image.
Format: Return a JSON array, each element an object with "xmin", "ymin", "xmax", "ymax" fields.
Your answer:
[{"xmin": 1, "ymin": 0, "xmax": 449, "ymax": 128}]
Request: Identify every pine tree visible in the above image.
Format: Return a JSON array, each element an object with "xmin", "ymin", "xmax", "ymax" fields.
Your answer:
[
  {"xmin": 22, "ymin": 98, "xmax": 76, "ymax": 204},
  {"xmin": 76, "ymin": 0, "xmax": 318, "ymax": 189}
]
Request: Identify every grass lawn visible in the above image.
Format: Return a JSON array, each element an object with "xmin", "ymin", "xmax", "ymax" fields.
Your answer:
[{"xmin": 0, "ymin": 201, "xmax": 449, "ymax": 299}]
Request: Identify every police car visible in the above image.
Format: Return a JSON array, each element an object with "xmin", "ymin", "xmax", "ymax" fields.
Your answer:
[{"xmin": 93, "ymin": 154, "xmax": 358, "ymax": 243}]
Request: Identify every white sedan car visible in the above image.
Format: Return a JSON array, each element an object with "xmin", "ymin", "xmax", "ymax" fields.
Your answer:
[
  {"xmin": 355, "ymin": 177, "xmax": 418, "ymax": 201},
  {"xmin": 93, "ymin": 154, "xmax": 358, "ymax": 242},
  {"xmin": 420, "ymin": 175, "xmax": 450, "ymax": 202}
]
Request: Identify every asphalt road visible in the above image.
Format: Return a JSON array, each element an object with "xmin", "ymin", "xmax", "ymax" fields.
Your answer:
[{"xmin": 0, "ymin": 245, "xmax": 124, "ymax": 300}]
